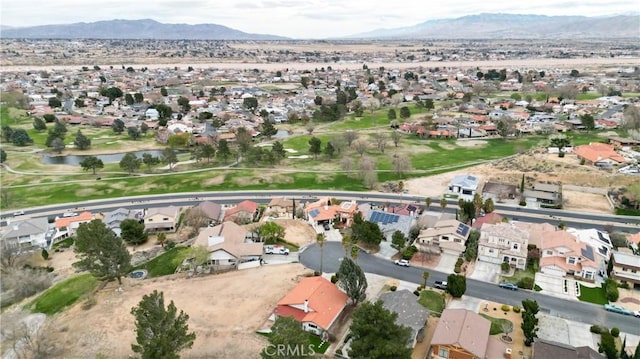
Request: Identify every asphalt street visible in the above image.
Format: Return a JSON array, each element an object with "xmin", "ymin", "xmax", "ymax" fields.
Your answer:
[{"xmin": 300, "ymin": 241, "xmax": 640, "ymax": 335}]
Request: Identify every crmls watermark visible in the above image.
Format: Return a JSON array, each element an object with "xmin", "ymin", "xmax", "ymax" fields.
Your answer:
[{"xmin": 264, "ymin": 344, "xmax": 317, "ymax": 357}]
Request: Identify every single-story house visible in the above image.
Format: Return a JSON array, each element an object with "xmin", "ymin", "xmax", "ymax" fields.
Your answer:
[
  {"xmin": 573, "ymin": 142, "xmax": 626, "ymax": 167},
  {"xmin": 144, "ymin": 206, "xmax": 181, "ymax": 232},
  {"xmin": 446, "ymin": 174, "xmax": 480, "ymax": 201},
  {"xmin": 1, "ymin": 217, "xmax": 50, "ymax": 249},
  {"xmin": 194, "ymin": 200, "xmax": 224, "ymax": 225},
  {"xmin": 273, "ymin": 276, "xmax": 349, "ymax": 336},
  {"xmin": 379, "ymin": 289, "xmax": 429, "ymax": 348},
  {"xmin": 608, "ymin": 136, "xmax": 640, "ymax": 150},
  {"xmin": 305, "ymin": 198, "xmax": 358, "ymax": 228},
  {"xmin": 223, "ymin": 200, "xmax": 259, "ymax": 224},
  {"xmin": 430, "ymin": 309, "xmax": 509, "ymax": 359},
  {"xmin": 193, "ymin": 221, "xmax": 263, "ymax": 271},
  {"xmin": 532, "ymin": 338, "xmax": 603, "ymax": 359},
  {"xmin": 366, "ymin": 210, "xmax": 414, "ymax": 242}
]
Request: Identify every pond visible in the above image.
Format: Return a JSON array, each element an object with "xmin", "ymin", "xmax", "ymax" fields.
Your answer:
[{"xmin": 42, "ymin": 150, "xmax": 177, "ymax": 166}]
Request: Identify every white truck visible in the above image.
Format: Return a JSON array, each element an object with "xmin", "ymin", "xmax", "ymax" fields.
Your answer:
[{"xmin": 264, "ymin": 245, "xmax": 290, "ymax": 255}]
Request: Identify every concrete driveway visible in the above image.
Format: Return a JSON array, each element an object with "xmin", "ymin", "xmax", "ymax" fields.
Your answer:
[
  {"xmin": 469, "ymin": 260, "xmax": 501, "ymax": 283},
  {"xmin": 435, "ymin": 253, "xmax": 458, "ymax": 273},
  {"xmin": 324, "ymin": 228, "xmax": 342, "ymax": 242},
  {"xmin": 535, "ymin": 272, "xmax": 578, "ymax": 300}
]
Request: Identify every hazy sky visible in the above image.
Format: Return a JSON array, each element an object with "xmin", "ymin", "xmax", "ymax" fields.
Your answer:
[{"xmin": 2, "ymin": 0, "xmax": 637, "ymax": 38}]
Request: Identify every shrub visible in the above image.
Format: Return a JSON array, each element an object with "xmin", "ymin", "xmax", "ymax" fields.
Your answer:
[
  {"xmin": 517, "ymin": 277, "xmax": 534, "ymax": 290},
  {"xmin": 512, "ymin": 306, "xmax": 521, "ymax": 313},
  {"xmin": 413, "ymin": 290, "xmax": 420, "ymax": 296},
  {"xmin": 580, "ymin": 158, "xmax": 586, "ymax": 165},
  {"xmin": 501, "ymin": 262, "xmax": 510, "ymax": 272},
  {"xmin": 519, "ymin": 200, "xmax": 527, "ymax": 206},
  {"xmin": 501, "ymin": 304, "xmax": 510, "ymax": 312},
  {"xmin": 82, "ymin": 296, "xmax": 97, "ymax": 310},
  {"xmin": 455, "ymin": 258, "xmax": 464, "ymax": 267},
  {"xmin": 331, "ymin": 275, "xmax": 339, "ymax": 284},
  {"xmin": 605, "ymin": 279, "xmax": 619, "ymax": 302},
  {"xmin": 164, "ymin": 240, "xmax": 176, "ymax": 251},
  {"xmin": 610, "ymin": 327, "xmax": 620, "ymax": 337},
  {"xmin": 390, "ymin": 286, "xmax": 397, "ymax": 292},
  {"xmin": 590, "ymin": 325, "xmax": 603, "ymax": 334},
  {"xmin": 41, "ymin": 248, "xmax": 49, "ymax": 260},
  {"xmin": 618, "ymin": 282, "xmax": 630, "ymax": 289},
  {"xmin": 454, "ymin": 265, "xmax": 462, "ymax": 274},
  {"xmin": 558, "ymin": 151, "xmax": 565, "ymax": 158},
  {"xmin": 313, "ymin": 271, "xmax": 321, "ymax": 276},
  {"xmin": 402, "ymin": 245, "xmax": 418, "ymax": 260}
]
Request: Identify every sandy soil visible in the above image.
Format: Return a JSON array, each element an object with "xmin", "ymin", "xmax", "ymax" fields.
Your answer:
[
  {"xmin": 45, "ymin": 263, "xmax": 312, "ymax": 359},
  {"xmin": 280, "ymin": 219, "xmax": 318, "ymax": 247},
  {"xmin": 563, "ymin": 191, "xmax": 611, "ymax": 214}
]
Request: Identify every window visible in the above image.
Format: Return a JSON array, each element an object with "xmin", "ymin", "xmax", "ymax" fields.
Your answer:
[
  {"xmin": 546, "ymin": 250, "xmax": 553, "ymax": 255},
  {"xmin": 513, "ymin": 243, "xmax": 519, "ymax": 250},
  {"xmin": 632, "ymin": 269, "xmax": 637, "ymax": 274},
  {"xmin": 163, "ymin": 217, "xmax": 169, "ymax": 221},
  {"xmin": 488, "ymin": 249, "xmax": 494, "ymax": 254},
  {"xmin": 568, "ymin": 258, "xmax": 576, "ymax": 265},
  {"xmin": 438, "ymin": 348, "xmax": 449, "ymax": 358}
]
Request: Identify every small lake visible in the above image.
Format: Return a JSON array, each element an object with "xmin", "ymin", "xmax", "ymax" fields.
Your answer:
[{"xmin": 42, "ymin": 150, "xmax": 172, "ymax": 166}]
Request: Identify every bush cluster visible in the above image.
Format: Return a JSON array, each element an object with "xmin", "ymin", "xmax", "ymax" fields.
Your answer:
[
  {"xmin": 501, "ymin": 304, "xmax": 511, "ymax": 312},
  {"xmin": 454, "ymin": 258, "xmax": 464, "ymax": 273},
  {"xmin": 512, "ymin": 306, "xmax": 521, "ymax": 313},
  {"xmin": 517, "ymin": 277, "xmax": 534, "ymax": 290},
  {"xmin": 605, "ymin": 278, "xmax": 619, "ymax": 302},
  {"xmin": 402, "ymin": 245, "xmax": 418, "ymax": 260}
]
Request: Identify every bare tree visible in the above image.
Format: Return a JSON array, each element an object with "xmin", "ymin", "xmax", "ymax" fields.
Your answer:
[
  {"xmin": 362, "ymin": 170, "xmax": 378, "ymax": 189},
  {"xmin": 623, "ymin": 105, "xmax": 640, "ymax": 131},
  {"xmin": 375, "ymin": 133, "xmax": 387, "ymax": 153},
  {"xmin": 305, "ymin": 122, "xmax": 315, "ymax": 135},
  {"xmin": 183, "ymin": 208, "xmax": 210, "ymax": 229},
  {"xmin": 2, "ymin": 267, "xmax": 53, "ymax": 307},
  {"xmin": 1, "ymin": 243, "xmax": 26, "ymax": 274},
  {"xmin": 391, "ymin": 93, "xmax": 404, "ymax": 108},
  {"xmin": 341, "ymin": 157, "xmax": 355, "ymax": 176},
  {"xmin": 390, "ymin": 131, "xmax": 401, "ymax": 147},
  {"xmin": 1, "ymin": 311, "xmax": 60, "ymax": 359},
  {"xmin": 329, "ymin": 136, "xmax": 346, "ymax": 155},
  {"xmin": 392, "ymin": 154, "xmax": 412, "ymax": 177},
  {"xmin": 365, "ymin": 97, "xmax": 380, "ymax": 115},
  {"xmin": 556, "ymin": 84, "xmax": 578, "ymax": 100},
  {"xmin": 353, "ymin": 140, "xmax": 368, "ymax": 157},
  {"xmin": 358, "ymin": 156, "xmax": 376, "ymax": 179},
  {"xmin": 344, "ymin": 130, "xmax": 358, "ymax": 147}
]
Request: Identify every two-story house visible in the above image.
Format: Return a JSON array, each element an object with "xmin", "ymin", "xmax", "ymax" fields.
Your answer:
[
  {"xmin": 478, "ymin": 222, "xmax": 529, "ymax": 270},
  {"xmin": 144, "ymin": 206, "xmax": 181, "ymax": 232},
  {"xmin": 1, "ymin": 217, "xmax": 50, "ymax": 249},
  {"xmin": 416, "ymin": 219, "xmax": 471, "ymax": 256},
  {"xmin": 610, "ymin": 251, "xmax": 640, "ymax": 288},
  {"xmin": 539, "ymin": 230, "xmax": 599, "ymax": 281},
  {"xmin": 54, "ymin": 212, "xmax": 93, "ymax": 239},
  {"xmin": 192, "ymin": 221, "xmax": 263, "ymax": 272}
]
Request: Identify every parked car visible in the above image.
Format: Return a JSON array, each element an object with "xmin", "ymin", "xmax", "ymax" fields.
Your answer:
[
  {"xmin": 604, "ymin": 304, "xmax": 632, "ymax": 316},
  {"xmin": 323, "ymin": 223, "xmax": 331, "ymax": 231},
  {"xmin": 264, "ymin": 245, "xmax": 290, "ymax": 255},
  {"xmin": 499, "ymin": 282, "xmax": 519, "ymax": 291},
  {"xmin": 13, "ymin": 210, "xmax": 25, "ymax": 216},
  {"xmin": 633, "ymin": 310, "xmax": 640, "ymax": 318},
  {"xmin": 434, "ymin": 281, "xmax": 447, "ymax": 290},
  {"xmin": 394, "ymin": 259, "xmax": 410, "ymax": 267},
  {"xmin": 62, "ymin": 212, "xmax": 78, "ymax": 218}
]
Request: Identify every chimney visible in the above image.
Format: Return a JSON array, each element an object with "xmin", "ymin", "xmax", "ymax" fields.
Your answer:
[
  {"xmin": 505, "ymin": 348, "xmax": 512, "ymax": 359},
  {"xmin": 303, "ymin": 299, "xmax": 309, "ymax": 313}
]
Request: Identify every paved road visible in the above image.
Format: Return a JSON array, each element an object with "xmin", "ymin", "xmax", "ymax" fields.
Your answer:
[
  {"xmin": 4, "ymin": 190, "xmax": 638, "ymax": 232},
  {"xmin": 300, "ymin": 242, "xmax": 640, "ymax": 335}
]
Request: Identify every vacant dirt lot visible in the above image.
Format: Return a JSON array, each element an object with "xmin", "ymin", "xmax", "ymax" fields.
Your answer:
[{"xmin": 45, "ymin": 263, "xmax": 312, "ymax": 359}]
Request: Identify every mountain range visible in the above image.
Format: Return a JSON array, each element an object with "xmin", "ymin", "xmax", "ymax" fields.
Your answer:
[{"xmin": 1, "ymin": 14, "xmax": 638, "ymax": 40}]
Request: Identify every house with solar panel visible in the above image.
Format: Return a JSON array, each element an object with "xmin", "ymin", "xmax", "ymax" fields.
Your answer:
[
  {"xmin": 415, "ymin": 219, "xmax": 471, "ymax": 256},
  {"xmin": 304, "ymin": 198, "xmax": 359, "ymax": 229},
  {"xmin": 446, "ymin": 174, "xmax": 481, "ymax": 201},
  {"xmin": 366, "ymin": 210, "xmax": 415, "ymax": 242},
  {"xmin": 538, "ymin": 229, "xmax": 599, "ymax": 281}
]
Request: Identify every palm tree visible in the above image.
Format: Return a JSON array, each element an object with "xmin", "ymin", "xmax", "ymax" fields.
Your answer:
[
  {"xmin": 351, "ymin": 245, "xmax": 359, "ymax": 262},
  {"xmin": 440, "ymin": 198, "xmax": 447, "ymax": 212},
  {"xmin": 422, "ymin": 271, "xmax": 430, "ymax": 288},
  {"xmin": 317, "ymin": 233, "xmax": 326, "ymax": 274},
  {"xmin": 341, "ymin": 234, "xmax": 352, "ymax": 256},
  {"xmin": 425, "ymin": 197, "xmax": 432, "ymax": 210}
]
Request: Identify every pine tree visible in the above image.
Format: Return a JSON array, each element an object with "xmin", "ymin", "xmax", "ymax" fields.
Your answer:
[
  {"xmin": 336, "ymin": 257, "xmax": 367, "ymax": 304},
  {"xmin": 74, "ymin": 219, "xmax": 131, "ymax": 285},
  {"xmin": 131, "ymin": 290, "xmax": 196, "ymax": 359}
]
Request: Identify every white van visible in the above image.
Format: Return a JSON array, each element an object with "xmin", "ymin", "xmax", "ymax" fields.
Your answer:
[{"xmin": 62, "ymin": 212, "xmax": 78, "ymax": 218}]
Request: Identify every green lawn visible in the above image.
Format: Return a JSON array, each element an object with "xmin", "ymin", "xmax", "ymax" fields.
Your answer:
[
  {"xmin": 308, "ymin": 333, "xmax": 329, "ymax": 354},
  {"xmin": 578, "ymin": 284, "xmax": 609, "ymax": 305},
  {"xmin": 29, "ymin": 273, "xmax": 98, "ymax": 315},
  {"xmin": 500, "ymin": 267, "xmax": 535, "ymax": 285},
  {"xmin": 479, "ymin": 313, "xmax": 513, "ymax": 335},
  {"xmin": 417, "ymin": 290, "xmax": 446, "ymax": 317},
  {"xmin": 133, "ymin": 246, "xmax": 190, "ymax": 277}
]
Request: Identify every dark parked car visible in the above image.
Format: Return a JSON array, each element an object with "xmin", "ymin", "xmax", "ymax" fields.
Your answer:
[{"xmin": 499, "ymin": 282, "xmax": 519, "ymax": 291}]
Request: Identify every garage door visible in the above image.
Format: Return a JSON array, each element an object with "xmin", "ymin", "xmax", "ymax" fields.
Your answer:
[{"xmin": 541, "ymin": 266, "xmax": 565, "ymax": 277}]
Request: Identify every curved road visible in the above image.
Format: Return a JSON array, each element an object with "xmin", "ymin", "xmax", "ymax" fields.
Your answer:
[{"xmin": 300, "ymin": 242, "xmax": 640, "ymax": 335}]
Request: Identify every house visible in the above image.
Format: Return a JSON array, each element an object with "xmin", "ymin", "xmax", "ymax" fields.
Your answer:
[
  {"xmin": 610, "ymin": 251, "xmax": 640, "ymax": 288},
  {"xmin": 532, "ymin": 338, "xmax": 603, "ymax": 359},
  {"xmin": 430, "ymin": 309, "xmax": 509, "ymax": 359},
  {"xmin": 482, "ymin": 182, "xmax": 518, "ymax": 202},
  {"xmin": 194, "ymin": 201, "xmax": 224, "ymax": 225},
  {"xmin": 522, "ymin": 182, "xmax": 562, "ymax": 207},
  {"xmin": 1, "ymin": 217, "xmax": 50, "ymax": 248},
  {"xmin": 379, "ymin": 289, "xmax": 430, "ymax": 348},
  {"xmin": 608, "ymin": 136, "xmax": 640, "ymax": 150},
  {"xmin": 223, "ymin": 200, "xmax": 259, "ymax": 224},
  {"xmin": 265, "ymin": 197, "xmax": 295, "ymax": 218},
  {"xmin": 573, "ymin": 143, "xmax": 626, "ymax": 167},
  {"xmin": 192, "ymin": 221, "xmax": 263, "ymax": 271},
  {"xmin": 102, "ymin": 207, "xmax": 142, "ymax": 237},
  {"xmin": 538, "ymin": 229, "xmax": 599, "ymax": 281},
  {"xmin": 416, "ymin": 219, "xmax": 471, "ymax": 256},
  {"xmin": 472, "ymin": 212, "xmax": 504, "ymax": 229},
  {"xmin": 446, "ymin": 174, "xmax": 480, "ymax": 201},
  {"xmin": 144, "ymin": 206, "xmax": 180, "ymax": 232},
  {"xmin": 366, "ymin": 210, "xmax": 415, "ymax": 242},
  {"xmin": 478, "ymin": 222, "xmax": 529, "ymax": 270},
  {"xmin": 305, "ymin": 198, "xmax": 358, "ymax": 228},
  {"xmin": 54, "ymin": 212, "xmax": 93, "ymax": 238},
  {"xmin": 627, "ymin": 232, "xmax": 640, "ymax": 253},
  {"xmin": 567, "ymin": 228, "xmax": 613, "ymax": 262},
  {"xmin": 273, "ymin": 276, "xmax": 348, "ymax": 336}
]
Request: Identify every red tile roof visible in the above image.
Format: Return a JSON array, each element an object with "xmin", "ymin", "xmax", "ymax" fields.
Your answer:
[
  {"xmin": 574, "ymin": 143, "xmax": 626, "ymax": 164},
  {"xmin": 274, "ymin": 277, "xmax": 348, "ymax": 330}
]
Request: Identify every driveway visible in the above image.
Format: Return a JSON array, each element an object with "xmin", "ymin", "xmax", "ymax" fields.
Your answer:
[
  {"xmin": 469, "ymin": 260, "xmax": 501, "ymax": 283},
  {"xmin": 435, "ymin": 253, "xmax": 458, "ymax": 273},
  {"xmin": 324, "ymin": 229, "xmax": 342, "ymax": 242},
  {"xmin": 535, "ymin": 272, "xmax": 578, "ymax": 300}
]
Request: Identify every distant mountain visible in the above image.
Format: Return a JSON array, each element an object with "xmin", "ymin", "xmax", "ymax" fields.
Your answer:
[
  {"xmin": 348, "ymin": 13, "xmax": 640, "ymax": 39},
  {"xmin": 0, "ymin": 19, "xmax": 289, "ymax": 40}
]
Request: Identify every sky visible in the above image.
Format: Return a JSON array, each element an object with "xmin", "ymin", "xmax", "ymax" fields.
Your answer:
[{"xmin": 1, "ymin": 0, "xmax": 638, "ymax": 39}]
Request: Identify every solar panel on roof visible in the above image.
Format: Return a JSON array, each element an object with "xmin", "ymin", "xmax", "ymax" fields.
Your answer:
[
  {"xmin": 310, "ymin": 209, "xmax": 320, "ymax": 218},
  {"xmin": 581, "ymin": 246, "xmax": 595, "ymax": 261},
  {"xmin": 456, "ymin": 223, "xmax": 470, "ymax": 237}
]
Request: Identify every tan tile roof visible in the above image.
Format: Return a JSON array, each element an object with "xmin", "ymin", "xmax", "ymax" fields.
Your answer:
[{"xmin": 431, "ymin": 309, "xmax": 490, "ymax": 358}]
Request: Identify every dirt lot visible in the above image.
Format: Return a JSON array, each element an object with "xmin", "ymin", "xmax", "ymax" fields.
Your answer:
[
  {"xmin": 403, "ymin": 150, "xmax": 636, "ymax": 214},
  {"xmin": 44, "ymin": 263, "xmax": 312, "ymax": 359}
]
